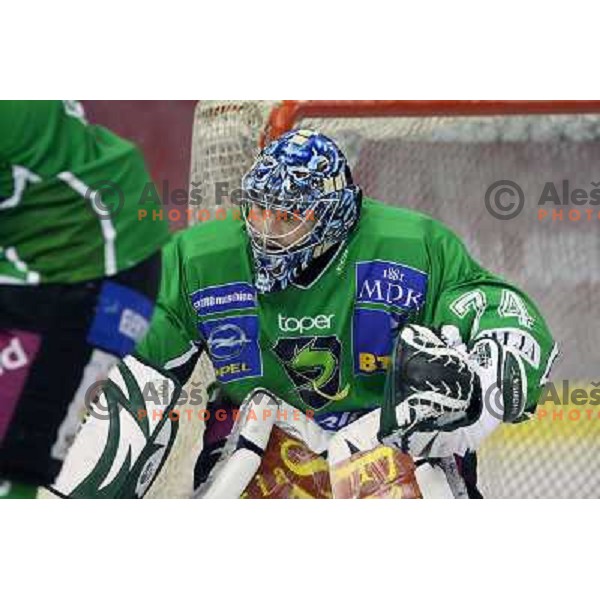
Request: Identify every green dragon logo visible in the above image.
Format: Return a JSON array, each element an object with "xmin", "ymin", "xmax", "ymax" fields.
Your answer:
[{"xmin": 274, "ymin": 336, "xmax": 350, "ymax": 410}]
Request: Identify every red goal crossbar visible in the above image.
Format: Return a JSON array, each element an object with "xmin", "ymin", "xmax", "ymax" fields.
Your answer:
[{"xmin": 265, "ymin": 100, "xmax": 600, "ymax": 143}]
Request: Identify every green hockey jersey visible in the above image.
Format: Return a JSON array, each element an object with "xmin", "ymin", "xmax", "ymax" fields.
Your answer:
[
  {"xmin": 0, "ymin": 100, "xmax": 170, "ymax": 284},
  {"xmin": 137, "ymin": 197, "xmax": 556, "ymax": 430}
]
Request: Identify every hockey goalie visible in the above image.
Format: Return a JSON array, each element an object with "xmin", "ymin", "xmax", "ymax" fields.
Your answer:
[{"xmin": 54, "ymin": 129, "xmax": 558, "ymax": 499}]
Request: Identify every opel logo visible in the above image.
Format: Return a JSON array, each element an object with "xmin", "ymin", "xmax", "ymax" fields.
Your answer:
[{"xmin": 207, "ymin": 324, "xmax": 250, "ymax": 360}]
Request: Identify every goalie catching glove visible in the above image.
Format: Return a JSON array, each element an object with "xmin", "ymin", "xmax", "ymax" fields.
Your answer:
[{"xmin": 378, "ymin": 324, "xmax": 527, "ymax": 458}]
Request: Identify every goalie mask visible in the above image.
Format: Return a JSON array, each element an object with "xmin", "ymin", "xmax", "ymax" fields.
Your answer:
[{"xmin": 241, "ymin": 129, "xmax": 362, "ymax": 293}]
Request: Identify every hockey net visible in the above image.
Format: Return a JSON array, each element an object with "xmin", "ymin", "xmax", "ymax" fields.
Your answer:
[{"xmin": 152, "ymin": 100, "xmax": 600, "ymax": 499}]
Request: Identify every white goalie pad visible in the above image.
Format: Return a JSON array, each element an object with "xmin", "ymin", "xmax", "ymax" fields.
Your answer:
[
  {"xmin": 194, "ymin": 389, "xmax": 279, "ymax": 499},
  {"xmin": 327, "ymin": 407, "xmax": 467, "ymax": 498},
  {"xmin": 52, "ymin": 355, "xmax": 181, "ymax": 498}
]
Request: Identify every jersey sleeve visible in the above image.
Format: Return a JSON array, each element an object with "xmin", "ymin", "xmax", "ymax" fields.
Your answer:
[
  {"xmin": 0, "ymin": 101, "xmax": 44, "ymax": 161},
  {"xmin": 423, "ymin": 220, "xmax": 558, "ymax": 419},
  {"xmin": 0, "ymin": 101, "xmax": 85, "ymax": 166},
  {"xmin": 135, "ymin": 233, "xmax": 204, "ymax": 383}
]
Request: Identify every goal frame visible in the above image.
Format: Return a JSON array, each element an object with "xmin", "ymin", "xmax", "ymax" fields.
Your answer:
[{"xmin": 263, "ymin": 100, "xmax": 600, "ymax": 144}]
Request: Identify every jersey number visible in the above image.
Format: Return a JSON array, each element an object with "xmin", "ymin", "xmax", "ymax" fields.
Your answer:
[{"xmin": 450, "ymin": 288, "xmax": 534, "ymax": 336}]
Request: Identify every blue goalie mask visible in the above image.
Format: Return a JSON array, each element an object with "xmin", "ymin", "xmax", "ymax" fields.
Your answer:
[{"xmin": 241, "ymin": 129, "xmax": 362, "ymax": 293}]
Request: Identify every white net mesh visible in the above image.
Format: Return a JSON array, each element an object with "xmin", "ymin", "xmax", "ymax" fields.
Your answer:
[
  {"xmin": 180, "ymin": 101, "xmax": 600, "ymax": 498},
  {"xmin": 189, "ymin": 101, "xmax": 276, "ymax": 212},
  {"xmin": 144, "ymin": 354, "xmax": 213, "ymax": 499}
]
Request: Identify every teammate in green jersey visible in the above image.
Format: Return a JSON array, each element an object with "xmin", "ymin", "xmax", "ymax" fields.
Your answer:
[
  {"xmin": 0, "ymin": 101, "xmax": 170, "ymax": 499},
  {"xmin": 54, "ymin": 128, "xmax": 557, "ymax": 498}
]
